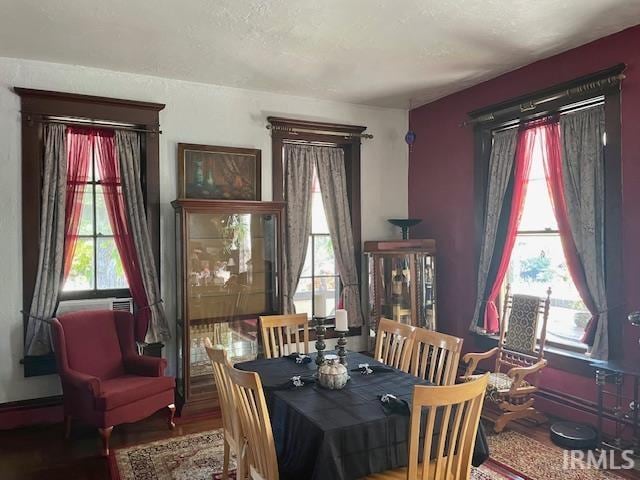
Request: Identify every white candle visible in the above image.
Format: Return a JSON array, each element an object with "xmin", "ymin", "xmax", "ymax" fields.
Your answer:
[
  {"xmin": 314, "ymin": 293, "xmax": 327, "ymax": 317},
  {"xmin": 335, "ymin": 309, "xmax": 348, "ymax": 332}
]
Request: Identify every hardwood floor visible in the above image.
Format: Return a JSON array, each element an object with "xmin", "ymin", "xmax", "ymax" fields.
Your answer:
[
  {"xmin": 0, "ymin": 410, "xmax": 222, "ymax": 480},
  {"xmin": 1, "ymin": 411, "xmax": 639, "ymax": 479}
]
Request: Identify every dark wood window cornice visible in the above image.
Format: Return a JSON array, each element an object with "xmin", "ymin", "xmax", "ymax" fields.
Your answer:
[
  {"xmin": 15, "ymin": 87, "xmax": 165, "ymax": 377},
  {"xmin": 267, "ymin": 116, "xmax": 367, "ymax": 138}
]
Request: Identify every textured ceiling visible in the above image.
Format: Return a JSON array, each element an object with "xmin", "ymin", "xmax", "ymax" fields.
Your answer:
[{"xmin": 1, "ymin": 0, "xmax": 640, "ymax": 108}]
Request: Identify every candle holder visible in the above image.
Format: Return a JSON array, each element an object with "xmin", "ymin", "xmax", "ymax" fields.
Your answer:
[
  {"xmin": 336, "ymin": 330, "xmax": 348, "ymax": 366},
  {"xmin": 314, "ymin": 316, "xmax": 327, "ymax": 366}
]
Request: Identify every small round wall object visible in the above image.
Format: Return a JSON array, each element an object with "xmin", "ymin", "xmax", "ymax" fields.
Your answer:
[
  {"xmin": 550, "ymin": 421, "xmax": 598, "ymax": 450},
  {"xmin": 317, "ymin": 357, "xmax": 350, "ymax": 390},
  {"xmin": 405, "ymin": 130, "xmax": 416, "ymax": 146}
]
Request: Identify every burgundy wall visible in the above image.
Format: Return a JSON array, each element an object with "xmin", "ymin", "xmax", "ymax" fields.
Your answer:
[{"xmin": 409, "ymin": 25, "xmax": 640, "ymax": 417}]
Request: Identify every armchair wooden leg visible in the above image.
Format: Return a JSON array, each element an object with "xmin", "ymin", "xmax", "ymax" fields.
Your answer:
[
  {"xmin": 98, "ymin": 426, "xmax": 114, "ymax": 456},
  {"xmin": 64, "ymin": 415, "xmax": 72, "ymax": 439},
  {"xmin": 168, "ymin": 403, "xmax": 176, "ymax": 430}
]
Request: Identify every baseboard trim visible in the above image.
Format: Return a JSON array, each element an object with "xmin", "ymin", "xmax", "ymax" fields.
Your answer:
[
  {"xmin": 0, "ymin": 395, "xmax": 63, "ymax": 430},
  {"xmin": 535, "ymin": 386, "xmax": 634, "ymax": 430}
]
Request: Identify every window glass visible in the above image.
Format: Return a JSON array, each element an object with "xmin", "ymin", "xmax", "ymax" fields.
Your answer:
[
  {"xmin": 62, "ymin": 131, "xmax": 128, "ymax": 294},
  {"xmin": 505, "ymin": 130, "xmax": 588, "ymax": 349},
  {"xmin": 65, "ymin": 238, "xmax": 95, "ymax": 291},
  {"xmin": 293, "ymin": 164, "xmax": 341, "ymax": 318}
]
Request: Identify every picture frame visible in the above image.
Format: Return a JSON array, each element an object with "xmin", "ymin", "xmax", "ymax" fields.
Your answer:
[{"xmin": 178, "ymin": 143, "xmax": 261, "ymax": 200}]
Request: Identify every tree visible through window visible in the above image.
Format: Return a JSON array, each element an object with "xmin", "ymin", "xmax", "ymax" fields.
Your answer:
[
  {"xmin": 293, "ymin": 165, "xmax": 340, "ymax": 318},
  {"xmin": 505, "ymin": 132, "xmax": 589, "ymax": 350},
  {"xmin": 63, "ymin": 136, "xmax": 128, "ymax": 294}
]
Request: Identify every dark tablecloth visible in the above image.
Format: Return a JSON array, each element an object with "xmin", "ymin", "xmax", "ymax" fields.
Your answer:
[{"xmin": 236, "ymin": 351, "xmax": 489, "ymax": 480}]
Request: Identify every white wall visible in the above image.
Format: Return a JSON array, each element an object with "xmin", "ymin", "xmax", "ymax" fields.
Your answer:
[{"xmin": 0, "ymin": 57, "xmax": 408, "ymax": 404}]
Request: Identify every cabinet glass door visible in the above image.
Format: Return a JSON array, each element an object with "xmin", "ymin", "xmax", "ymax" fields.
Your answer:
[
  {"xmin": 378, "ymin": 254, "xmax": 413, "ymax": 325},
  {"xmin": 186, "ymin": 211, "xmax": 279, "ymax": 399},
  {"xmin": 416, "ymin": 253, "xmax": 436, "ymax": 330}
]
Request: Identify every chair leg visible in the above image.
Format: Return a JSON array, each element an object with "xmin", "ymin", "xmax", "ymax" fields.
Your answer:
[
  {"xmin": 64, "ymin": 415, "xmax": 72, "ymax": 439},
  {"xmin": 222, "ymin": 440, "xmax": 230, "ymax": 480},
  {"xmin": 98, "ymin": 426, "xmax": 114, "ymax": 456},
  {"xmin": 168, "ymin": 403, "xmax": 176, "ymax": 430},
  {"xmin": 237, "ymin": 440, "xmax": 248, "ymax": 480}
]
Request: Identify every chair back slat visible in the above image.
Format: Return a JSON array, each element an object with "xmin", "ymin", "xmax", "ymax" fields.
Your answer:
[
  {"xmin": 227, "ymin": 366, "xmax": 278, "ymax": 480},
  {"xmin": 497, "ymin": 286, "xmax": 551, "ymax": 372},
  {"xmin": 374, "ymin": 318, "xmax": 414, "ymax": 372},
  {"xmin": 204, "ymin": 339, "xmax": 241, "ymax": 450},
  {"xmin": 409, "ymin": 328, "xmax": 463, "ymax": 386},
  {"xmin": 407, "ymin": 374, "xmax": 489, "ymax": 480},
  {"xmin": 260, "ymin": 314, "xmax": 309, "ymax": 358}
]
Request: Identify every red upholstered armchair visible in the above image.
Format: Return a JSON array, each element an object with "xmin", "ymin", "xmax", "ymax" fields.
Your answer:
[{"xmin": 52, "ymin": 310, "xmax": 175, "ymax": 455}]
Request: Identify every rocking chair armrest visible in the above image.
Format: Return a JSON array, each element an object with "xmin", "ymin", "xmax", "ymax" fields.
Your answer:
[
  {"xmin": 462, "ymin": 347, "xmax": 499, "ymax": 377},
  {"xmin": 507, "ymin": 359, "xmax": 548, "ymax": 392}
]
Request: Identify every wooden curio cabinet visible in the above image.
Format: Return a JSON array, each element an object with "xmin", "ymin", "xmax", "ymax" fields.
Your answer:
[
  {"xmin": 172, "ymin": 199, "xmax": 284, "ymax": 414},
  {"xmin": 365, "ymin": 239, "xmax": 437, "ymax": 336}
]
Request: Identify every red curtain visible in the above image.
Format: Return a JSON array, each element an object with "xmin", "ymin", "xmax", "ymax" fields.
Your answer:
[
  {"xmin": 94, "ymin": 132, "xmax": 150, "ymax": 341},
  {"xmin": 484, "ymin": 125, "xmax": 536, "ymax": 332},
  {"xmin": 540, "ymin": 121, "xmax": 600, "ymax": 346},
  {"xmin": 63, "ymin": 129, "xmax": 92, "ymax": 280}
]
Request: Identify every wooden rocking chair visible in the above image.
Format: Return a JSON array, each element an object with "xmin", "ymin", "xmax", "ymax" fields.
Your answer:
[{"xmin": 462, "ymin": 286, "xmax": 551, "ymax": 433}]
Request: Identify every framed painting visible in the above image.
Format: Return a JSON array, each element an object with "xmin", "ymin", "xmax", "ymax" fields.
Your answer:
[{"xmin": 178, "ymin": 143, "xmax": 261, "ymax": 200}]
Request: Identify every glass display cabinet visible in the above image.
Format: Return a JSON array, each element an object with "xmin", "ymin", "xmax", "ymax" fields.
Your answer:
[
  {"xmin": 172, "ymin": 199, "xmax": 284, "ymax": 414},
  {"xmin": 365, "ymin": 239, "xmax": 437, "ymax": 337}
]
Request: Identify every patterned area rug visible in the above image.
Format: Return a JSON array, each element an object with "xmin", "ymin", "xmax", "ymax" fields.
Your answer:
[
  {"xmin": 486, "ymin": 430, "xmax": 628, "ymax": 480},
  {"xmin": 111, "ymin": 430, "xmax": 236, "ymax": 480},
  {"xmin": 109, "ymin": 428, "xmax": 626, "ymax": 480}
]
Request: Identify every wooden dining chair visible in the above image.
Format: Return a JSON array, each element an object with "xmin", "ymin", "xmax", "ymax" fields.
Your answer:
[
  {"xmin": 204, "ymin": 339, "xmax": 245, "ymax": 480},
  {"xmin": 374, "ymin": 318, "xmax": 415, "ymax": 372},
  {"xmin": 409, "ymin": 328, "xmax": 463, "ymax": 386},
  {"xmin": 259, "ymin": 313, "xmax": 310, "ymax": 358},
  {"xmin": 227, "ymin": 365, "xmax": 279, "ymax": 480},
  {"xmin": 363, "ymin": 374, "xmax": 489, "ymax": 480}
]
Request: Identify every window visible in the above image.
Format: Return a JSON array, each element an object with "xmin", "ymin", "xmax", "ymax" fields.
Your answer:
[
  {"xmin": 504, "ymin": 129, "xmax": 590, "ymax": 350},
  {"xmin": 62, "ymin": 133, "xmax": 129, "ymax": 295},
  {"xmin": 18, "ymin": 88, "xmax": 163, "ymax": 375},
  {"xmin": 293, "ymin": 166, "xmax": 341, "ymax": 318},
  {"xmin": 269, "ymin": 117, "xmax": 364, "ymax": 331}
]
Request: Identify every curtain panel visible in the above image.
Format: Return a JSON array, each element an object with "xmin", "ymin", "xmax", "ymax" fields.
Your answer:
[
  {"xmin": 95, "ymin": 131, "xmax": 169, "ymax": 344},
  {"xmin": 25, "ymin": 124, "xmax": 67, "ymax": 356},
  {"xmin": 116, "ymin": 131, "xmax": 170, "ymax": 343},
  {"xmin": 281, "ymin": 144, "xmax": 313, "ymax": 314},
  {"xmin": 63, "ymin": 129, "xmax": 92, "ymax": 279},
  {"xmin": 483, "ymin": 126, "xmax": 535, "ymax": 331},
  {"xmin": 558, "ymin": 106, "xmax": 608, "ymax": 358},
  {"xmin": 315, "ymin": 147, "xmax": 364, "ymax": 327},
  {"xmin": 470, "ymin": 129, "xmax": 518, "ymax": 333}
]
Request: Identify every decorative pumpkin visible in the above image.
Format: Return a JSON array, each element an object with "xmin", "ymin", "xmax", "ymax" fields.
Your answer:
[{"xmin": 317, "ymin": 358, "xmax": 350, "ymax": 390}]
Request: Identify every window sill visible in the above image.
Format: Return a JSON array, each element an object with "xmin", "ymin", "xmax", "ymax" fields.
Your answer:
[
  {"xmin": 59, "ymin": 288, "xmax": 131, "ymax": 301},
  {"xmin": 470, "ymin": 331, "xmax": 594, "ymax": 377}
]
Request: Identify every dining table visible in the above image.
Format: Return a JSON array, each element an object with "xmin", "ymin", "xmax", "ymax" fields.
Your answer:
[{"xmin": 235, "ymin": 351, "xmax": 489, "ymax": 480}]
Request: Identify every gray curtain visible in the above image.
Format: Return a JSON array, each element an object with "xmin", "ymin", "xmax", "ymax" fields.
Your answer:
[
  {"xmin": 25, "ymin": 124, "xmax": 67, "ymax": 355},
  {"xmin": 470, "ymin": 129, "xmax": 518, "ymax": 332},
  {"xmin": 116, "ymin": 131, "xmax": 170, "ymax": 343},
  {"xmin": 560, "ymin": 105, "xmax": 608, "ymax": 359},
  {"xmin": 282, "ymin": 144, "xmax": 313, "ymax": 314},
  {"xmin": 315, "ymin": 147, "xmax": 364, "ymax": 327}
]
